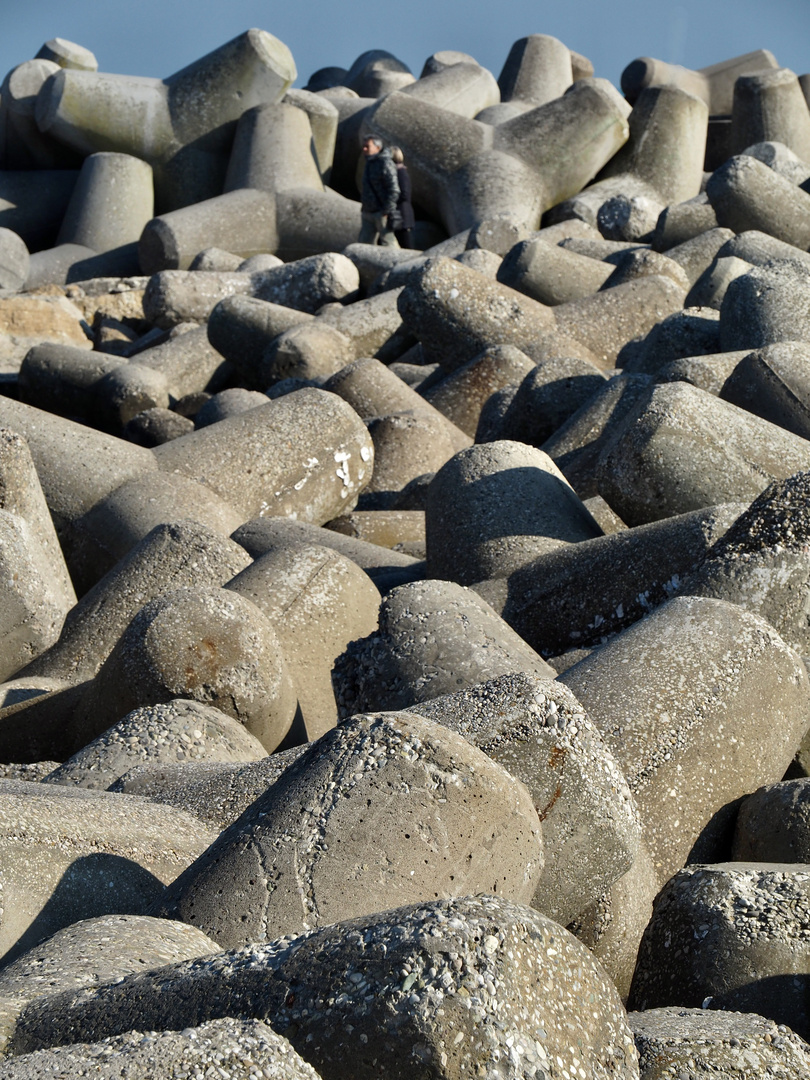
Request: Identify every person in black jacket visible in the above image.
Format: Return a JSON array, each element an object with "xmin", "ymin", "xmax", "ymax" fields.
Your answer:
[
  {"xmin": 359, "ymin": 136, "xmax": 400, "ymax": 247},
  {"xmin": 389, "ymin": 146, "xmax": 416, "ymax": 249}
]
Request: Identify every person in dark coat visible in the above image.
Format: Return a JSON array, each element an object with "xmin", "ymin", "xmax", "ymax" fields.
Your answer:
[
  {"xmin": 359, "ymin": 136, "xmax": 400, "ymax": 247},
  {"xmin": 390, "ymin": 146, "xmax": 416, "ymax": 249}
]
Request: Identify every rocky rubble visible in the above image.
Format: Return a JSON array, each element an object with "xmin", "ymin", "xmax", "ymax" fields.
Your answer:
[{"xmin": 0, "ymin": 25, "xmax": 809, "ymax": 1079}]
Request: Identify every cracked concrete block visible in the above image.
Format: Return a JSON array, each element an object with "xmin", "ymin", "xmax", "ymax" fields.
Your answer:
[{"xmin": 155, "ymin": 710, "xmax": 542, "ymax": 945}]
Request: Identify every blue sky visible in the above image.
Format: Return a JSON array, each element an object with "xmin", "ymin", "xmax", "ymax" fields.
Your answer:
[{"xmin": 2, "ymin": 0, "xmax": 809, "ymax": 93}]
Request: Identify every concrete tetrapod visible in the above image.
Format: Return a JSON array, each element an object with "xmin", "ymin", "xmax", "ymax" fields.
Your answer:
[
  {"xmin": 0, "ymin": 397, "xmax": 157, "ymax": 537},
  {"xmin": 227, "ymin": 541, "xmax": 381, "ymax": 740},
  {"xmin": 1, "ymin": 1019, "xmax": 320, "ymax": 1080},
  {"xmin": 36, "ymin": 30, "xmax": 297, "ymax": 212},
  {"xmin": 422, "ymin": 343, "xmax": 536, "ymax": 437},
  {"xmin": 629, "ymin": 863, "xmax": 810, "ymax": 1042},
  {"xmin": 730, "ymin": 68, "xmax": 810, "ymax": 161},
  {"xmin": 0, "ymin": 782, "xmax": 217, "ymax": 968},
  {"xmin": 332, "ymin": 578, "xmax": 555, "ymax": 716},
  {"xmin": 6, "ymin": 896, "xmax": 640, "ymax": 1080},
  {"xmin": 111, "ymin": 750, "xmax": 308, "ymax": 832},
  {"xmin": 732, "ymin": 779, "xmax": 810, "ymax": 861},
  {"xmin": 0, "ymin": 914, "xmax": 217, "ymax": 1057},
  {"xmin": 74, "ymin": 586, "xmax": 298, "ymax": 752},
  {"xmin": 720, "ymin": 342, "xmax": 810, "ymax": 439},
  {"xmin": 155, "ymin": 710, "xmax": 543, "ymax": 944},
  {"xmin": 497, "ymin": 34, "xmax": 573, "ymax": 107},
  {"xmin": 397, "ymin": 255, "xmax": 596, "ymax": 372},
  {"xmin": 151, "ymin": 388, "xmax": 374, "ymax": 525},
  {"xmin": 629, "ymin": 1008, "xmax": 810, "ymax": 1079},
  {"xmin": 21, "ymin": 520, "xmax": 251, "ymax": 684},
  {"xmin": 366, "ymin": 80, "xmax": 629, "ymax": 234},
  {"xmin": 596, "ymin": 381, "xmax": 810, "ymax": 526},
  {"xmin": 561, "ymin": 595, "xmax": 810, "ymax": 885},
  {"xmin": 487, "ymin": 502, "xmax": 743, "ymax": 657},
  {"xmin": 680, "ymin": 471, "xmax": 810, "ymax": 655},
  {"xmin": 27, "ymin": 152, "xmax": 154, "ymax": 287},
  {"xmin": 620, "ymin": 48, "xmax": 779, "ymax": 112},
  {"xmin": 549, "ymin": 86, "xmax": 707, "ymax": 229},
  {"xmin": 426, "ymin": 441, "xmax": 603, "ymax": 585},
  {"xmin": 42, "ymin": 699, "xmax": 267, "ymax": 791}
]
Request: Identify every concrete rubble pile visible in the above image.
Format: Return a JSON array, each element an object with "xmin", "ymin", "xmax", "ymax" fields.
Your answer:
[{"xmin": 0, "ymin": 26, "xmax": 810, "ymax": 1079}]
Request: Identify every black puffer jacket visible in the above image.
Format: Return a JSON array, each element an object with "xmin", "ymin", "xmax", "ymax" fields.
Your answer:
[{"xmin": 361, "ymin": 148, "xmax": 399, "ymax": 215}]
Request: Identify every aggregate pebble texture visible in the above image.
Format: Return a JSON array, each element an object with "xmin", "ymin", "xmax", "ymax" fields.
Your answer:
[
  {"xmin": 1, "ymin": 1017, "xmax": 323, "ymax": 1080},
  {"xmin": 628, "ymin": 863, "xmax": 810, "ymax": 1041},
  {"xmin": 40, "ymin": 698, "xmax": 268, "ymax": 790},
  {"xmin": 109, "ymin": 747, "xmax": 308, "ymax": 831},
  {"xmin": 0, "ymin": 913, "xmax": 219, "ymax": 1053},
  {"xmin": 7, "ymin": 896, "xmax": 640, "ymax": 1080},
  {"xmin": 629, "ymin": 1007, "xmax": 810, "ymax": 1079},
  {"xmin": 3, "ymin": 22, "xmax": 810, "ymax": 1080}
]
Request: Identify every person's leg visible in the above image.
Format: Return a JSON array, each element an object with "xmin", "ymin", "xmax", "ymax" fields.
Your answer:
[
  {"xmin": 377, "ymin": 213, "xmax": 400, "ymax": 248},
  {"xmin": 395, "ymin": 227, "xmax": 414, "ymax": 249},
  {"xmin": 358, "ymin": 212, "xmax": 377, "ymax": 244}
]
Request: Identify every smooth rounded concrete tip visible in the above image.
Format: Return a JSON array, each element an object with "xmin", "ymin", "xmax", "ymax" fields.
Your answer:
[
  {"xmin": 248, "ymin": 28, "xmax": 297, "ymax": 84},
  {"xmin": 620, "ymin": 57, "xmax": 654, "ymax": 103},
  {"xmin": 139, "ymin": 217, "xmax": 180, "ymax": 274}
]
